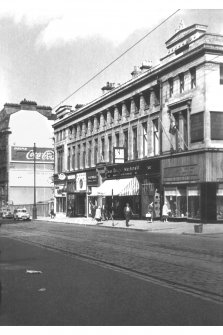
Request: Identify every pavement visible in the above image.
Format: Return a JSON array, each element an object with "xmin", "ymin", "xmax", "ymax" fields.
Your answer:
[{"xmin": 35, "ymin": 215, "xmax": 223, "ymax": 235}]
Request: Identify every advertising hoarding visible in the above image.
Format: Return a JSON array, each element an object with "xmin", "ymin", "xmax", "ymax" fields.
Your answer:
[{"xmin": 11, "ymin": 146, "xmax": 54, "ymax": 163}]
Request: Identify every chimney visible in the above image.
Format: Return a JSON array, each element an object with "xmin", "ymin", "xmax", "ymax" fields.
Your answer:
[
  {"xmin": 101, "ymin": 82, "xmax": 115, "ymax": 94},
  {"xmin": 140, "ymin": 60, "xmax": 153, "ymax": 72},
  {"xmin": 131, "ymin": 66, "xmax": 141, "ymax": 78}
]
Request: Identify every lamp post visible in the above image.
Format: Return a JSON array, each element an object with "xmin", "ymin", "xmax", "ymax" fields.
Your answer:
[{"xmin": 32, "ymin": 142, "xmax": 37, "ymax": 219}]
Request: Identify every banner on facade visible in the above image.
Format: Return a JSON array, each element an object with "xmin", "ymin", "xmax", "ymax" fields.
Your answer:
[
  {"xmin": 76, "ymin": 172, "xmax": 87, "ymax": 191},
  {"xmin": 11, "ymin": 146, "xmax": 54, "ymax": 163}
]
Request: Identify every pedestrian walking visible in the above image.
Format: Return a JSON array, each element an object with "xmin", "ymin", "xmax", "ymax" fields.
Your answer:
[
  {"xmin": 124, "ymin": 203, "xmax": 132, "ymax": 227},
  {"xmin": 162, "ymin": 202, "xmax": 170, "ymax": 222},
  {"xmin": 91, "ymin": 202, "xmax": 96, "ymax": 220},
  {"xmin": 50, "ymin": 208, "xmax": 55, "ymax": 219},
  {"xmin": 146, "ymin": 202, "xmax": 153, "ymax": 223},
  {"xmin": 95, "ymin": 206, "xmax": 102, "ymax": 223}
]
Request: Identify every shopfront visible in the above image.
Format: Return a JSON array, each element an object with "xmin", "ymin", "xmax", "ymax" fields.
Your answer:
[
  {"xmin": 162, "ymin": 151, "xmax": 223, "ymax": 222},
  {"xmin": 54, "ymin": 173, "xmax": 67, "ymax": 216},
  {"xmin": 66, "ymin": 170, "xmax": 98, "ymax": 217},
  {"xmin": 91, "ymin": 159, "xmax": 160, "ymax": 219}
]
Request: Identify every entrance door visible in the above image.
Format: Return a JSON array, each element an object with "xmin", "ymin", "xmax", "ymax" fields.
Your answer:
[{"xmin": 201, "ymin": 183, "xmax": 217, "ymax": 222}]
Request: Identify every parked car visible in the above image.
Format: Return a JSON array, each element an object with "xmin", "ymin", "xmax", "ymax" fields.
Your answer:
[
  {"xmin": 1, "ymin": 208, "xmax": 14, "ymax": 219},
  {"xmin": 13, "ymin": 208, "xmax": 30, "ymax": 221}
]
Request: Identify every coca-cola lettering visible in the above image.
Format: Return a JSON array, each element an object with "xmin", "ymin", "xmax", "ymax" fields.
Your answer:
[
  {"xmin": 11, "ymin": 146, "xmax": 54, "ymax": 163},
  {"xmin": 26, "ymin": 149, "xmax": 54, "ymax": 161}
]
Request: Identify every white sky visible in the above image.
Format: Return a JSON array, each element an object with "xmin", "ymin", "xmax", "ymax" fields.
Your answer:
[{"xmin": 0, "ymin": 1, "xmax": 223, "ymax": 110}]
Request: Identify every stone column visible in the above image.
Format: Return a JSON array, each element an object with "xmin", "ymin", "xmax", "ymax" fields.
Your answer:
[{"xmin": 130, "ymin": 97, "xmax": 135, "ymax": 115}]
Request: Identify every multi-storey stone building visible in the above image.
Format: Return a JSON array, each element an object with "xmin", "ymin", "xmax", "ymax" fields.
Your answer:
[{"xmin": 53, "ymin": 23, "xmax": 223, "ymax": 222}]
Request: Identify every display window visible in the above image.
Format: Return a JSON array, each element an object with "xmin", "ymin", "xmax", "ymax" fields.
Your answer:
[
  {"xmin": 217, "ymin": 184, "xmax": 223, "ymax": 220},
  {"xmin": 164, "ymin": 185, "xmax": 200, "ymax": 219}
]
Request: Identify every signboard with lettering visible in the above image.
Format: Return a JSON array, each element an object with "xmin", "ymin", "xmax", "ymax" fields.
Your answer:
[
  {"xmin": 106, "ymin": 159, "xmax": 160, "ymax": 179},
  {"xmin": 11, "ymin": 146, "xmax": 54, "ymax": 163},
  {"xmin": 163, "ymin": 164, "xmax": 199, "ymax": 182},
  {"xmin": 87, "ymin": 170, "xmax": 98, "ymax": 186},
  {"xmin": 190, "ymin": 112, "xmax": 204, "ymax": 142},
  {"xmin": 113, "ymin": 147, "xmax": 125, "ymax": 164}
]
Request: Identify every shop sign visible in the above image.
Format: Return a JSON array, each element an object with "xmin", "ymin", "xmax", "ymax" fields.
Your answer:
[
  {"xmin": 11, "ymin": 146, "xmax": 54, "ymax": 163},
  {"xmin": 163, "ymin": 164, "xmax": 199, "ymax": 182},
  {"xmin": 106, "ymin": 159, "xmax": 160, "ymax": 179},
  {"xmin": 76, "ymin": 172, "xmax": 86, "ymax": 191},
  {"xmin": 67, "ymin": 174, "xmax": 76, "ymax": 180},
  {"xmin": 87, "ymin": 170, "xmax": 98, "ymax": 186},
  {"xmin": 58, "ymin": 173, "xmax": 66, "ymax": 180}
]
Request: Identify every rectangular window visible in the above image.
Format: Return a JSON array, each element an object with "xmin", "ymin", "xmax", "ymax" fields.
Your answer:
[
  {"xmin": 77, "ymin": 145, "xmax": 80, "ymax": 170},
  {"xmin": 110, "ymin": 109, "xmax": 114, "ymax": 125},
  {"xmin": 142, "ymin": 122, "xmax": 148, "ymax": 157},
  {"xmin": 101, "ymin": 137, "xmax": 105, "ymax": 161},
  {"xmin": 190, "ymin": 112, "xmax": 204, "ymax": 142},
  {"xmin": 82, "ymin": 143, "xmax": 86, "ymax": 169},
  {"xmin": 211, "ymin": 111, "xmax": 223, "ymax": 140},
  {"xmin": 117, "ymin": 104, "xmax": 122, "ymax": 121},
  {"xmin": 132, "ymin": 127, "xmax": 138, "ymax": 159},
  {"xmin": 134, "ymin": 95, "xmax": 140, "ymax": 113},
  {"xmin": 68, "ymin": 127, "xmax": 73, "ymax": 140},
  {"xmin": 179, "ymin": 73, "xmax": 184, "ymax": 93},
  {"xmin": 57, "ymin": 148, "xmax": 64, "ymax": 173},
  {"xmin": 115, "ymin": 133, "xmax": 120, "ymax": 147},
  {"xmin": 169, "ymin": 78, "xmax": 173, "ymax": 97},
  {"xmin": 108, "ymin": 136, "xmax": 112, "ymax": 163},
  {"xmin": 94, "ymin": 139, "xmax": 98, "ymax": 165},
  {"xmin": 72, "ymin": 146, "xmax": 75, "ymax": 170},
  {"xmin": 172, "ymin": 111, "xmax": 188, "ymax": 151},
  {"xmin": 125, "ymin": 100, "xmax": 131, "ymax": 117},
  {"xmin": 143, "ymin": 90, "xmax": 150, "ymax": 109},
  {"xmin": 220, "ymin": 64, "xmax": 223, "ymax": 85},
  {"xmin": 67, "ymin": 148, "xmax": 71, "ymax": 171},
  {"xmin": 123, "ymin": 130, "xmax": 128, "ymax": 161},
  {"xmin": 152, "ymin": 119, "xmax": 159, "ymax": 156},
  {"xmin": 190, "ymin": 67, "xmax": 196, "ymax": 89},
  {"xmin": 88, "ymin": 141, "xmax": 91, "ymax": 167}
]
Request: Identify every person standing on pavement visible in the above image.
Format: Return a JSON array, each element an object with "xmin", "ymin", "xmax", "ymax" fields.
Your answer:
[
  {"xmin": 162, "ymin": 201, "xmax": 170, "ymax": 222},
  {"xmin": 91, "ymin": 202, "xmax": 96, "ymax": 220},
  {"xmin": 95, "ymin": 206, "xmax": 102, "ymax": 223},
  {"xmin": 124, "ymin": 203, "xmax": 132, "ymax": 227}
]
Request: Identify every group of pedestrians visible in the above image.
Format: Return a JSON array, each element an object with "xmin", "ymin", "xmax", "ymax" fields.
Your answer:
[
  {"xmin": 90, "ymin": 200, "xmax": 171, "ymax": 227},
  {"xmin": 90, "ymin": 203, "xmax": 112, "ymax": 223}
]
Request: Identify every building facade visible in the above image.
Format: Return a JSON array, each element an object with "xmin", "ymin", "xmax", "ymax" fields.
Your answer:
[
  {"xmin": 53, "ymin": 23, "xmax": 223, "ymax": 222},
  {"xmin": 0, "ymin": 100, "xmax": 56, "ymax": 214}
]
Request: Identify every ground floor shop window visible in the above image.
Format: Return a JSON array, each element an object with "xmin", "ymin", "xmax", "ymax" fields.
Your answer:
[
  {"xmin": 188, "ymin": 186, "xmax": 200, "ymax": 219},
  {"xmin": 56, "ymin": 197, "xmax": 66, "ymax": 213},
  {"xmin": 67, "ymin": 194, "xmax": 75, "ymax": 217},
  {"xmin": 164, "ymin": 185, "xmax": 200, "ymax": 219},
  {"xmin": 217, "ymin": 184, "xmax": 223, "ymax": 220}
]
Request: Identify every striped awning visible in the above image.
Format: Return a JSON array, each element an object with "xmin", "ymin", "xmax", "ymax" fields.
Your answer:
[{"xmin": 90, "ymin": 177, "xmax": 140, "ymax": 197}]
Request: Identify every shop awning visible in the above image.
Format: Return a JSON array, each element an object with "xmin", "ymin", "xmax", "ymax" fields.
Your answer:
[{"xmin": 90, "ymin": 177, "xmax": 140, "ymax": 197}]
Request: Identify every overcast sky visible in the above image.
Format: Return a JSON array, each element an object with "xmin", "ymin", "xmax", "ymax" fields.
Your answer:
[{"xmin": 0, "ymin": 1, "xmax": 223, "ymax": 112}]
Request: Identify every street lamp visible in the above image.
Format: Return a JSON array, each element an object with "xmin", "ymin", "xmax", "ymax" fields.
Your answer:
[{"xmin": 32, "ymin": 142, "xmax": 37, "ymax": 219}]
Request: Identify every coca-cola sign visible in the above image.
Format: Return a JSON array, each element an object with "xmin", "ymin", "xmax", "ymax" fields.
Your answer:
[{"xmin": 11, "ymin": 146, "xmax": 54, "ymax": 163}]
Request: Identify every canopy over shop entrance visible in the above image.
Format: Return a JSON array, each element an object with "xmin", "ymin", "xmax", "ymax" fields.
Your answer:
[{"xmin": 91, "ymin": 177, "xmax": 140, "ymax": 196}]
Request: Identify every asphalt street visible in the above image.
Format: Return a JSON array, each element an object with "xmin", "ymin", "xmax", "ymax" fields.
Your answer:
[{"xmin": 1, "ymin": 219, "xmax": 223, "ymax": 325}]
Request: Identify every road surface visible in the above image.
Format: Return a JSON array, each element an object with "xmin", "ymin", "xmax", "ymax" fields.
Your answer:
[{"xmin": 0, "ymin": 219, "xmax": 223, "ymax": 325}]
